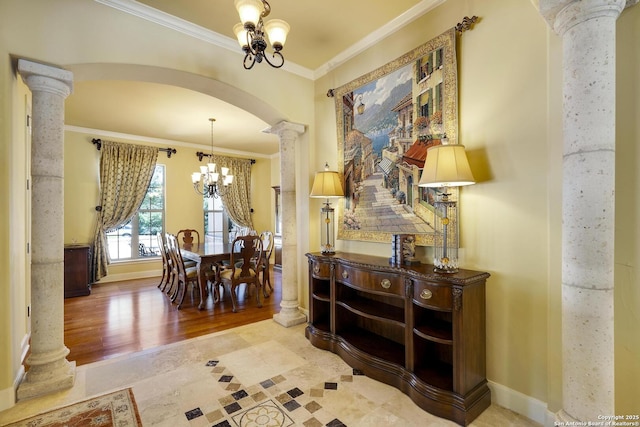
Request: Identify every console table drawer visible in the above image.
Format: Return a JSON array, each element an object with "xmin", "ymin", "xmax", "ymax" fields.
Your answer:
[
  {"xmin": 311, "ymin": 261, "xmax": 331, "ymax": 279},
  {"xmin": 413, "ymin": 281, "xmax": 452, "ymax": 310},
  {"xmin": 337, "ymin": 265, "xmax": 404, "ymax": 296}
]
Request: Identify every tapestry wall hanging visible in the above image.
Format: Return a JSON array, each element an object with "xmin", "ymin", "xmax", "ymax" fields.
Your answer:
[{"xmin": 333, "ymin": 28, "xmax": 459, "ymax": 246}]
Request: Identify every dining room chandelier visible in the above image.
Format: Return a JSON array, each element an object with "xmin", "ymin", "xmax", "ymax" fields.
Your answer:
[
  {"xmin": 191, "ymin": 118, "xmax": 234, "ymax": 198},
  {"xmin": 233, "ymin": 0, "xmax": 290, "ymax": 69}
]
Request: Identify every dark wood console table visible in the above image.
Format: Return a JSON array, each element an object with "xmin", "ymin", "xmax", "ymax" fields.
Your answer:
[{"xmin": 305, "ymin": 252, "xmax": 490, "ymax": 426}]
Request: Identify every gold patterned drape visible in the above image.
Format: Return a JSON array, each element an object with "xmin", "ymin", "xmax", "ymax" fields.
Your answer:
[
  {"xmin": 211, "ymin": 155, "xmax": 253, "ymax": 230},
  {"xmin": 91, "ymin": 141, "xmax": 158, "ymax": 281}
]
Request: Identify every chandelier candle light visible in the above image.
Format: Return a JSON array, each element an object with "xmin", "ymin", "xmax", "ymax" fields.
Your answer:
[
  {"xmin": 233, "ymin": 0, "xmax": 290, "ymax": 69},
  {"xmin": 418, "ymin": 137, "xmax": 475, "ymax": 273},
  {"xmin": 310, "ymin": 163, "xmax": 345, "ymax": 254},
  {"xmin": 191, "ymin": 118, "xmax": 234, "ymax": 198}
]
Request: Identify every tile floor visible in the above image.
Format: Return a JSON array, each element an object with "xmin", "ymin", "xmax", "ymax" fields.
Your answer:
[{"xmin": 0, "ymin": 320, "xmax": 541, "ymax": 426}]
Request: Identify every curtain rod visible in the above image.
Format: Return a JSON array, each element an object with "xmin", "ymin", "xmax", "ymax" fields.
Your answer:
[
  {"xmin": 91, "ymin": 138, "xmax": 177, "ymax": 158},
  {"xmin": 326, "ymin": 15, "xmax": 479, "ymax": 98},
  {"xmin": 196, "ymin": 151, "xmax": 256, "ymax": 164}
]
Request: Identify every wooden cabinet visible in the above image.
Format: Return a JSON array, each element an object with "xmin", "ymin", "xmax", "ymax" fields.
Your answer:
[
  {"xmin": 305, "ymin": 252, "xmax": 490, "ymax": 426},
  {"xmin": 64, "ymin": 244, "xmax": 92, "ymax": 298}
]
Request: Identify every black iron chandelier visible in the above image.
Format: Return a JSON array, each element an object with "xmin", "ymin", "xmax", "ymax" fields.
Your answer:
[{"xmin": 233, "ymin": 0, "xmax": 290, "ymax": 69}]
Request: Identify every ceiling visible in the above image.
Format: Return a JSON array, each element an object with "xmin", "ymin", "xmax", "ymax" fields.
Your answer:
[{"xmin": 66, "ymin": 0, "xmax": 438, "ymax": 157}]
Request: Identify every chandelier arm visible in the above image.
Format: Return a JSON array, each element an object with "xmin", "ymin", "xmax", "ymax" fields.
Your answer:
[
  {"xmin": 260, "ymin": 0, "xmax": 271, "ymax": 18},
  {"xmin": 262, "ymin": 51, "xmax": 285, "ymax": 68},
  {"xmin": 243, "ymin": 52, "xmax": 258, "ymax": 69},
  {"xmin": 193, "ymin": 181, "xmax": 206, "ymax": 196}
]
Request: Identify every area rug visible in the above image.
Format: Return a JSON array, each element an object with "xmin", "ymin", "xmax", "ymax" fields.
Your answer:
[{"xmin": 5, "ymin": 388, "xmax": 141, "ymax": 427}]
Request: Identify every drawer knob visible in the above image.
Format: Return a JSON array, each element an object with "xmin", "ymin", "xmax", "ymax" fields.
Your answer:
[
  {"xmin": 313, "ymin": 265, "xmax": 319, "ymax": 274},
  {"xmin": 342, "ymin": 271, "xmax": 349, "ymax": 279},
  {"xmin": 420, "ymin": 289, "xmax": 433, "ymax": 300},
  {"xmin": 381, "ymin": 278, "xmax": 391, "ymax": 289}
]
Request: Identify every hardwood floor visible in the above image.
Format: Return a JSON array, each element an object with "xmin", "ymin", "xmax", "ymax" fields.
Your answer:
[{"xmin": 63, "ymin": 267, "xmax": 282, "ymax": 366}]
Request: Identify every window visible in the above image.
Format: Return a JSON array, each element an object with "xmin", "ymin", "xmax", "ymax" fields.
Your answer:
[
  {"xmin": 106, "ymin": 164, "xmax": 165, "ymax": 260},
  {"xmin": 204, "ymin": 196, "xmax": 233, "ymax": 244},
  {"xmin": 204, "ymin": 197, "xmax": 247, "ymax": 244}
]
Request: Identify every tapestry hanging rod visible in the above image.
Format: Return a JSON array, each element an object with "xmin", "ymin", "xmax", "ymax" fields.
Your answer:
[
  {"xmin": 455, "ymin": 15, "xmax": 478, "ymax": 33},
  {"xmin": 326, "ymin": 15, "xmax": 479, "ymax": 98},
  {"xmin": 196, "ymin": 151, "xmax": 256, "ymax": 164},
  {"xmin": 91, "ymin": 138, "xmax": 177, "ymax": 158}
]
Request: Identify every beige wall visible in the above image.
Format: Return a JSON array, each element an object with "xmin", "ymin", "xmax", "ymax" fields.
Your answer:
[
  {"xmin": 0, "ymin": 62, "xmax": 31, "ymax": 407},
  {"xmin": 0, "ymin": 55, "xmax": 12, "ymax": 407},
  {"xmin": 1, "ymin": 0, "xmax": 638, "ymax": 419}
]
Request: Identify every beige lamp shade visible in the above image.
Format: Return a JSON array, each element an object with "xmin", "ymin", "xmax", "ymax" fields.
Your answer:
[
  {"xmin": 235, "ymin": 0, "xmax": 262, "ymax": 28},
  {"xmin": 233, "ymin": 23, "xmax": 249, "ymax": 48},
  {"xmin": 310, "ymin": 169, "xmax": 345, "ymax": 198},
  {"xmin": 418, "ymin": 144, "xmax": 475, "ymax": 187},
  {"xmin": 264, "ymin": 19, "xmax": 290, "ymax": 49}
]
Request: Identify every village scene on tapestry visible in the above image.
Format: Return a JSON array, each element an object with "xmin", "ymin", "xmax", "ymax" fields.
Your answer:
[{"xmin": 336, "ymin": 29, "xmax": 458, "ymax": 245}]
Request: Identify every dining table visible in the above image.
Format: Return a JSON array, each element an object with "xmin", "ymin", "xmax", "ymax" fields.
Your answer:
[{"xmin": 180, "ymin": 241, "xmax": 234, "ymax": 309}]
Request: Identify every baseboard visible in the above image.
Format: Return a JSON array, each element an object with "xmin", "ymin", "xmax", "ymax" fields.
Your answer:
[
  {"xmin": 0, "ymin": 364, "xmax": 24, "ymax": 412},
  {"xmin": 488, "ymin": 380, "xmax": 551, "ymax": 425},
  {"xmin": 0, "ymin": 334, "xmax": 30, "ymax": 411},
  {"xmin": 96, "ymin": 269, "xmax": 162, "ymax": 284}
]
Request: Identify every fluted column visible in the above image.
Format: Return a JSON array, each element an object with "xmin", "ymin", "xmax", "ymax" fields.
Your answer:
[
  {"xmin": 265, "ymin": 121, "xmax": 307, "ymax": 327},
  {"xmin": 17, "ymin": 59, "xmax": 75, "ymax": 399},
  {"xmin": 539, "ymin": 0, "xmax": 625, "ymax": 422}
]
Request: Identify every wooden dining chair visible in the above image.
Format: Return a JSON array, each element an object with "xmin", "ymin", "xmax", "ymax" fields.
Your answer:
[
  {"xmin": 156, "ymin": 232, "xmax": 170, "ymax": 292},
  {"xmin": 176, "ymin": 229, "xmax": 200, "ymax": 248},
  {"xmin": 212, "ymin": 236, "xmax": 247, "ymax": 302},
  {"xmin": 218, "ymin": 234, "xmax": 263, "ymax": 313},
  {"xmin": 164, "ymin": 232, "xmax": 179, "ymax": 299},
  {"xmin": 259, "ymin": 231, "xmax": 275, "ymax": 295},
  {"xmin": 166, "ymin": 234, "xmax": 200, "ymax": 309},
  {"xmin": 175, "ymin": 229, "xmax": 199, "ymax": 269}
]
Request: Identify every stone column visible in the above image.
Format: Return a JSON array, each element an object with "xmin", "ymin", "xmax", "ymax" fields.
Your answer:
[
  {"xmin": 539, "ymin": 0, "xmax": 626, "ymax": 422},
  {"xmin": 265, "ymin": 121, "xmax": 307, "ymax": 327},
  {"xmin": 17, "ymin": 59, "xmax": 75, "ymax": 399}
]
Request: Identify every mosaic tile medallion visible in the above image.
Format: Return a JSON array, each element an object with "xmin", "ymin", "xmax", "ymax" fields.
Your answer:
[{"xmin": 231, "ymin": 399, "xmax": 294, "ymax": 427}]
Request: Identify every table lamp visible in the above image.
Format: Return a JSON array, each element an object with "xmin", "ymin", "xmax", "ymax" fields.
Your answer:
[
  {"xmin": 418, "ymin": 140, "xmax": 475, "ymax": 273},
  {"xmin": 310, "ymin": 162, "xmax": 345, "ymax": 254}
]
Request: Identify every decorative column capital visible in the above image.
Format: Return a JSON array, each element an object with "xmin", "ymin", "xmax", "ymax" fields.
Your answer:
[
  {"xmin": 540, "ymin": 0, "xmax": 624, "ymax": 36},
  {"xmin": 539, "ymin": 0, "xmax": 627, "ymax": 35},
  {"xmin": 264, "ymin": 121, "xmax": 306, "ymax": 141},
  {"xmin": 17, "ymin": 59, "xmax": 73, "ymax": 98}
]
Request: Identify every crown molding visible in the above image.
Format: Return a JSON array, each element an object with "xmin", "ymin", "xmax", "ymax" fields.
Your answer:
[
  {"xmin": 313, "ymin": 0, "xmax": 447, "ymax": 79},
  {"xmin": 95, "ymin": 0, "xmax": 445, "ymax": 81}
]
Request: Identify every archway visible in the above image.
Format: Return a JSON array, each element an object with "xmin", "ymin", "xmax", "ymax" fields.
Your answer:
[{"xmin": 67, "ymin": 63, "xmax": 286, "ymax": 127}]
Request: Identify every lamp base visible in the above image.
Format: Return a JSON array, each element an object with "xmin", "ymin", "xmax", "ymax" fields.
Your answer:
[{"xmin": 321, "ymin": 247, "xmax": 336, "ymax": 254}]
